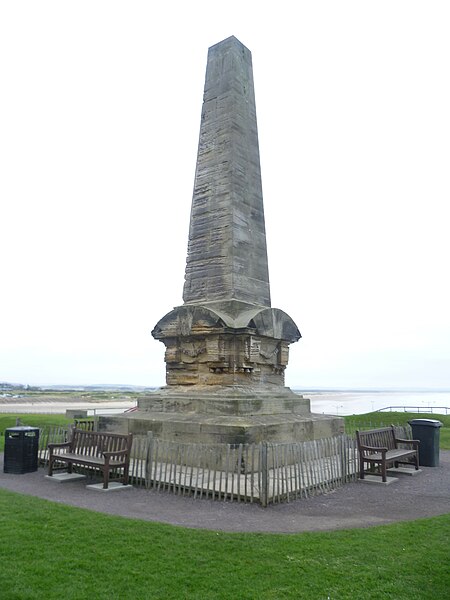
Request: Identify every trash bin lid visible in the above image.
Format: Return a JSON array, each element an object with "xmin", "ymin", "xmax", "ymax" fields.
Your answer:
[
  {"xmin": 408, "ymin": 419, "xmax": 443, "ymax": 427},
  {"xmin": 5, "ymin": 426, "xmax": 39, "ymax": 432}
]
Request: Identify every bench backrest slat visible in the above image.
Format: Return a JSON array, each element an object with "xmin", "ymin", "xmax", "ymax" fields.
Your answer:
[
  {"xmin": 70, "ymin": 429, "xmax": 132, "ymax": 457},
  {"xmin": 356, "ymin": 426, "xmax": 397, "ymax": 451}
]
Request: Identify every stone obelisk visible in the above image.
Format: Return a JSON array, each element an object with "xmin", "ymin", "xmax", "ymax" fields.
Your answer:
[
  {"xmin": 100, "ymin": 36, "xmax": 342, "ymax": 444},
  {"xmin": 183, "ymin": 35, "xmax": 271, "ymax": 309}
]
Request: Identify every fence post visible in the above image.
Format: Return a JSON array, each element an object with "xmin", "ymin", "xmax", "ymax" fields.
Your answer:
[
  {"xmin": 145, "ymin": 431, "xmax": 154, "ymax": 489},
  {"xmin": 260, "ymin": 442, "xmax": 268, "ymax": 507},
  {"xmin": 67, "ymin": 423, "xmax": 75, "ymax": 442},
  {"xmin": 338, "ymin": 434, "xmax": 347, "ymax": 483}
]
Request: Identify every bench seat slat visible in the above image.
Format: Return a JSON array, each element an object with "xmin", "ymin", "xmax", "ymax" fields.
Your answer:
[
  {"xmin": 53, "ymin": 453, "xmax": 128, "ymax": 467},
  {"xmin": 365, "ymin": 449, "xmax": 417, "ymax": 461}
]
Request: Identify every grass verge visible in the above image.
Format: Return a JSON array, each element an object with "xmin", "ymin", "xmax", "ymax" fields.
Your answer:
[
  {"xmin": 0, "ymin": 414, "xmax": 72, "ymax": 452},
  {"xmin": 1, "ymin": 411, "xmax": 449, "ymax": 598},
  {"xmin": 1, "ymin": 411, "xmax": 449, "ymax": 451},
  {"xmin": 0, "ymin": 489, "xmax": 449, "ymax": 599},
  {"xmin": 344, "ymin": 411, "xmax": 450, "ymax": 449}
]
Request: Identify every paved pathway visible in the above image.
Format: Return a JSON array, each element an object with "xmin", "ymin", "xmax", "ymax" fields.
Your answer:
[{"xmin": 1, "ymin": 452, "xmax": 449, "ymax": 533}]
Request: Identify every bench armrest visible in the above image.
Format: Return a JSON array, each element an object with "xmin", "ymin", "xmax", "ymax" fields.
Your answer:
[
  {"xmin": 48, "ymin": 442, "xmax": 71, "ymax": 451},
  {"xmin": 102, "ymin": 449, "xmax": 129, "ymax": 459},
  {"xmin": 359, "ymin": 444, "xmax": 388, "ymax": 453},
  {"xmin": 395, "ymin": 438, "xmax": 420, "ymax": 448}
]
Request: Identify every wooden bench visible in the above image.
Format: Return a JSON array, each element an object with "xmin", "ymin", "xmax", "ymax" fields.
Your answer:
[
  {"xmin": 48, "ymin": 429, "xmax": 133, "ymax": 489},
  {"xmin": 356, "ymin": 426, "xmax": 419, "ymax": 482}
]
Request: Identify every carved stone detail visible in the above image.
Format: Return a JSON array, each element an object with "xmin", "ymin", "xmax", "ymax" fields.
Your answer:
[{"xmin": 154, "ymin": 310, "xmax": 296, "ymax": 388}]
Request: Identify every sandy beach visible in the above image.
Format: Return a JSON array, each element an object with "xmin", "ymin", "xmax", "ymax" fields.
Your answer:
[
  {"xmin": 0, "ymin": 396, "xmax": 136, "ymax": 415},
  {"xmin": 1, "ymin": 389, "xmax": 449, "ymax": 416}
]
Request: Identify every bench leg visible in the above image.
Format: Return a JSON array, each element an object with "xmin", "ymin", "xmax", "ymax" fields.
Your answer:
[
  {"xmin": 49, "ymin": 455, "xmax": 67, "ymax": 476},
  {"xmin": 381, "ymin": 461, "xmax": 387, "ymax": 483},
  {"xmin": 123, "ymin": 467, "xmax": 129, "ymax": 486},
  {"xmin": 359, "ymin": 457, "xmax": 365, "ymax": 480},
  {"xmin": 103, "ymin": 467, "xmax": 110, "ymax": 490}
]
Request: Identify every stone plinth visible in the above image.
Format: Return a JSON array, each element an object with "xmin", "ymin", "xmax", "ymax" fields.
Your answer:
[
  {"xmin": 136, "ymin": 385, "xmax": 310, "ymax": 416},
  {"xmin": 101, "ymin": 405, "xmax": 343, "ymax": 446},
  {"xmin": 100, "ymin": 386, "xmax": 344, "ymax": 446}
]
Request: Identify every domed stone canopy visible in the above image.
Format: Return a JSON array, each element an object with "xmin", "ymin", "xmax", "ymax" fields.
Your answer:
[
  {"xmin": 152, "ymin": 302, "xmax": 301, "ymax": 341},
  {"xmin": 152, "ymin": 301, "xmax": 301, "ymax": 388}
]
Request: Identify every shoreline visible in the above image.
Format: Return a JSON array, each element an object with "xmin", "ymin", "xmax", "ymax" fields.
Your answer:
[{"xmin": 1, "ymin": 390, "xmax": 449, "ymax": 417}]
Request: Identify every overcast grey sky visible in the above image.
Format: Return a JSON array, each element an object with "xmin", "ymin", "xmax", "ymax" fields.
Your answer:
[{"xmin": 1, "ymin": 1, "xmax": 449, "ymax": 389}]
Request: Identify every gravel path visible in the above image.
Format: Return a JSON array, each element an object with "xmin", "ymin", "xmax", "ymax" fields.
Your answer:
[{"xmin": 1, "ymin": 452, "xmax": 449, "ymax": 534}]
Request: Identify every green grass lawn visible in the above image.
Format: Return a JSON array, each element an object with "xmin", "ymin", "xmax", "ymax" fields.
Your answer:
[
  {"xmin": 1, "ymin": 412, "xmax": 449, "ymax": 597},
  {"xmin": 344, "ymin": 411, "xmax": 450, "ymax": 449},
  {"xmin": 0, "ymin": 414, "xmax": 72, "ymax": 452},
  {"xmin": 2, "ymin": 411, "xmax": 448, "ymax": 451},
  {"xmin": 0, "ymin": 488, "xmax": 448, "ymax": 600}
]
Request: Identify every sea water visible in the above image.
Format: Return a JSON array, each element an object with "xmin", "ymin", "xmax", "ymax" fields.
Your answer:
[
  {"xmin": 2, "ymin": 390, "xmax": 449, "ymax": 417},
  {"xmin": 299, "ymin": 390, "xmax": 450, "ymax": 416}
]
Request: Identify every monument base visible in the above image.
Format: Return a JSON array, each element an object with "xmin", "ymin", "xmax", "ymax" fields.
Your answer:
[
  {"xmin": 99, "ymin": 410, "xmax": 343, "ymax": 445},
  {"xmin": 98, "ymin": 387, "xmax": 343, "ymax": 445},
  {"xmin": 135, "ymin": 385, "xmax": 311, "ymax": 416}
]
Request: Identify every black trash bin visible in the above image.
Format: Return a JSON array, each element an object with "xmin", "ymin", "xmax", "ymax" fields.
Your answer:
[
  {"xmin": 409, "ymin": 419, "xmax": 442, "ymax": 467},
  {"xmin": 3, "ymin": 426, "xmax": 40, "ymax": 474}
]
